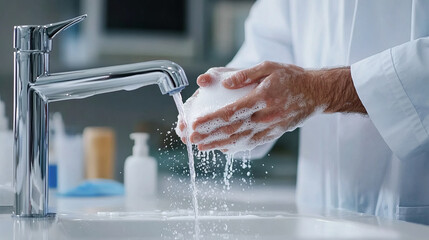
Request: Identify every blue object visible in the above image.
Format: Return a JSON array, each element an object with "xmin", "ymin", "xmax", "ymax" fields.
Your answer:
[
  {"xmin": 59, "ymin": 179, "xmax": 124, "ymax": 197},
  {"xmin": 48, "ymin": 164, "xmax": 57, "ymax": 189}
]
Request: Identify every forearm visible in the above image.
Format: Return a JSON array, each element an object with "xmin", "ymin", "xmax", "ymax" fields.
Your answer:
[{"xmin": 309, "ymin": 67, "xmax": 367, "ymax": 114}]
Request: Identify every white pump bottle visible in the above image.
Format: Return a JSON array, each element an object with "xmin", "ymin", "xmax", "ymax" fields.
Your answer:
[{"xmin": 124, "ymin": 133, "xmax": 157, "ymax": 199}]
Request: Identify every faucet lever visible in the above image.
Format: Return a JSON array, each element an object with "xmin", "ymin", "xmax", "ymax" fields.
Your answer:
[
  {"xmin": 14, "ymin": 14, "xmax": 87, "ymax": 52},
  {"xmin": 45, "ymin": 14, "xmax": 87, "ymax": 39}
]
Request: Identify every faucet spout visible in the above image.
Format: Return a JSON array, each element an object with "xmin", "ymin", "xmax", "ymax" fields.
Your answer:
[{"xmin": 34, "ymin": 60, "xmax": 188, "ymax": 101}]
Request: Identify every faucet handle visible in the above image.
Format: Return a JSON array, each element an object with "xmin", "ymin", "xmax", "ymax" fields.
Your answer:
[
  {"xmin": 45, "ymin": 14, "xmax": 87, "ymax": 39},
  {"xmin": 14, "ymin": 14, "xmax": 87, "ymax": 52}
]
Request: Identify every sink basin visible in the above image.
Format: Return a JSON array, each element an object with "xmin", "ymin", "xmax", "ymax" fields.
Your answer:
[
  {"xmin": 2, "ymin": 179, "xmax": 429, "ymax": 239},
  {"xmin": 2, "ymin": 210, "xmax": 429, "ymax": 240},
  {"xmin": 54, "ymin": 212, "xmax": 400, "ymax": 240}
]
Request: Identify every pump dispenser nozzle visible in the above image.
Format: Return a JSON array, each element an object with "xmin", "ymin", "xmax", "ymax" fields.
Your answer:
[{"xmin": 130, "ymin": 133, "xmax": 149, "ymax": 157}]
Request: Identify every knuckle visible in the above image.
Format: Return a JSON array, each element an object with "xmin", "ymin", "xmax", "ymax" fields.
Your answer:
[
  {"xmin": 223, "ymin": 107, "xmax": 235, "ymax": 121},
  {"xmin": 283, "ymin": 63, "xmax": 293, "ymax": 68},
  {"xmin": 260, "ymin": 61, "xmax": 270, "ymax": 68},
  {"xmin": 262, "ymin": 61, "xmax": 276, "ymax": 68},
  {"xmin": 234, "ymin": 71, "xmax": 248, "ymax": 83}
]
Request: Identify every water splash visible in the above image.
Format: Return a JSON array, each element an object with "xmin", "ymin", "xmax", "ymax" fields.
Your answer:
[{"xmin": 172, "ymin": 93, "xmax": 200, "ymax": 240}]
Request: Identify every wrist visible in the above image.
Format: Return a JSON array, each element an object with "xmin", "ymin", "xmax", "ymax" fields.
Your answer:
[
  {"xmin": 307, "ymin": 67, "xmax": 367, "ymax": 114},
  {"xmin": 303, "ymin": 68, "xmax": 331, "ymax": 111}
]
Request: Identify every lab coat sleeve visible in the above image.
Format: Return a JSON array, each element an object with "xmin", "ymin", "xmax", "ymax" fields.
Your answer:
[
  {"xmin": 227, "ymin": 0, "xmax": 294, "ymax": 159},
  {"xmin": 351, "ymin": 37, "xmax": 429, "ymax": 161},
  {"xmin": 227, "ymin": 0, "xmax": 294, "ymax": 69}
]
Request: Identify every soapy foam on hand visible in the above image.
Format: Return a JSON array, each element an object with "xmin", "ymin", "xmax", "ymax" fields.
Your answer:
[
  {"xmin": 175, "ymin": 69, "xmax": 256, "ymax": 140},
  {"xmin": 179, "ymin": 69, "xmax": 256, "ymax": 127},
  {"xmin": 175, "ymin": 68, "xmax": 318, "ymax": 154},
  {"xmin": 175, "ymin": 69, "xmax": 275, "ymax": 153}
]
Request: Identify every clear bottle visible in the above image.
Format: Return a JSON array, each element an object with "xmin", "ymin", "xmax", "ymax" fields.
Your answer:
[
  {"xmin": 52, "ymin": 113, "xmax": 84, "ymax": 194},
  {"xmin": 124, "ymin": 133, "xmax": 157, "ymax": 200}
]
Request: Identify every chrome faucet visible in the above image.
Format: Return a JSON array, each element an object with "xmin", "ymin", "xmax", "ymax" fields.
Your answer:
[{"xmin": 13, "ymin": 15, "xmax": 188, "ymax": 217}]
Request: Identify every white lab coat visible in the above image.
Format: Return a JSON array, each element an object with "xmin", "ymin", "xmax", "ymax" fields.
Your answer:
[{"xmin": 228, "ymin": 0, "xmax": 429, "ymax": 224}]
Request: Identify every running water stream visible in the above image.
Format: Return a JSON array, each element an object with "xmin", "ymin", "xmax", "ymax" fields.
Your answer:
[{"xmin": 172, "ymin": 93, "xmax": 200, "ymax": 240}]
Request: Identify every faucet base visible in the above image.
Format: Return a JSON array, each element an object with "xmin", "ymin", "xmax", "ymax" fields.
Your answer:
[{"xmin": 12, "ymin": 213, "xmax": 56, "ymax": 219}]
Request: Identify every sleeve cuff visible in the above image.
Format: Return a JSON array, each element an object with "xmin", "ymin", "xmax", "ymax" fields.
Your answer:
[{"xmin": 351, "ymin": 48, "xmax": 427, "ymax": 161}]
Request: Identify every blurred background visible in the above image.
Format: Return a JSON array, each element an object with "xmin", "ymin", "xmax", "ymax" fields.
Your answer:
[{"xmin": 0, "ymin": 0, "xmax": 298, "ymax": 187}]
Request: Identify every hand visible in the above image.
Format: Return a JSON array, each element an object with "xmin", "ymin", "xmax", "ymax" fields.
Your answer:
[
  {"xmin": 190, "ymin": 61, "xmax": 320, "ymax": 151},
  {"xmin": 176, "ymin": 67, "xmax": 243, "ymax": 144},
  {"xmin": 178, "ymin": 61, "xmax": 366, "ymax": 152}
]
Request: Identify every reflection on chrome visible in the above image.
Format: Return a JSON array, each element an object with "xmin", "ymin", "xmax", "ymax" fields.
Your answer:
[{"xmin": 13, "ymin": 15, "xmax": 188, "ymax": 217}]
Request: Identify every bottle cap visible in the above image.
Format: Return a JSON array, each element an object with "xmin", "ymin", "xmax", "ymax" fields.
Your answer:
[{"xmin": 130, "ymin": 132, "xmax": 150, "ymax": 157}]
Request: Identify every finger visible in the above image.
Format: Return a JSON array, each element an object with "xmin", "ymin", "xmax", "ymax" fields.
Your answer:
[
  {"xmin": 222, "ymin": 69, "xmax": 260, "ymax": 89},
  {"xmin": 251, "ymin": 108, "xmax": 284, "ymax": 123},
  {"xmin": 222, "ymin": 61, "xmax": 274, "ymax": 89},
  {"xmin": 251, "ymin": 120, "xmax": 291, "ymax": 142},
  {"xmin": 192, "ymin": 95, "xmax": 258, "ymax": 131},
  {"xmin": 251, "ymin": 128, "xmax": 272, "ymax": 142},
  {"xmin": 179, "ymin": 121, "xmax": 186, "ymax": 132},
  {"xmin": 251, "ymin": 127, "xmax": 283, "ymax": 143},
  {"xmin": 198, "ymin": 130, "xmax": 252, "ymax": 151},
  {"xmin": 197, "ymin": 74, "xmax": 213, "ymax": 87},
  {"xmin": 190, "ymin": 120, "xmax": 245, "ymax": 143},
  {"xmin": 251, "ymin": 134, "xmax": 276, "ymax": 145}
]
